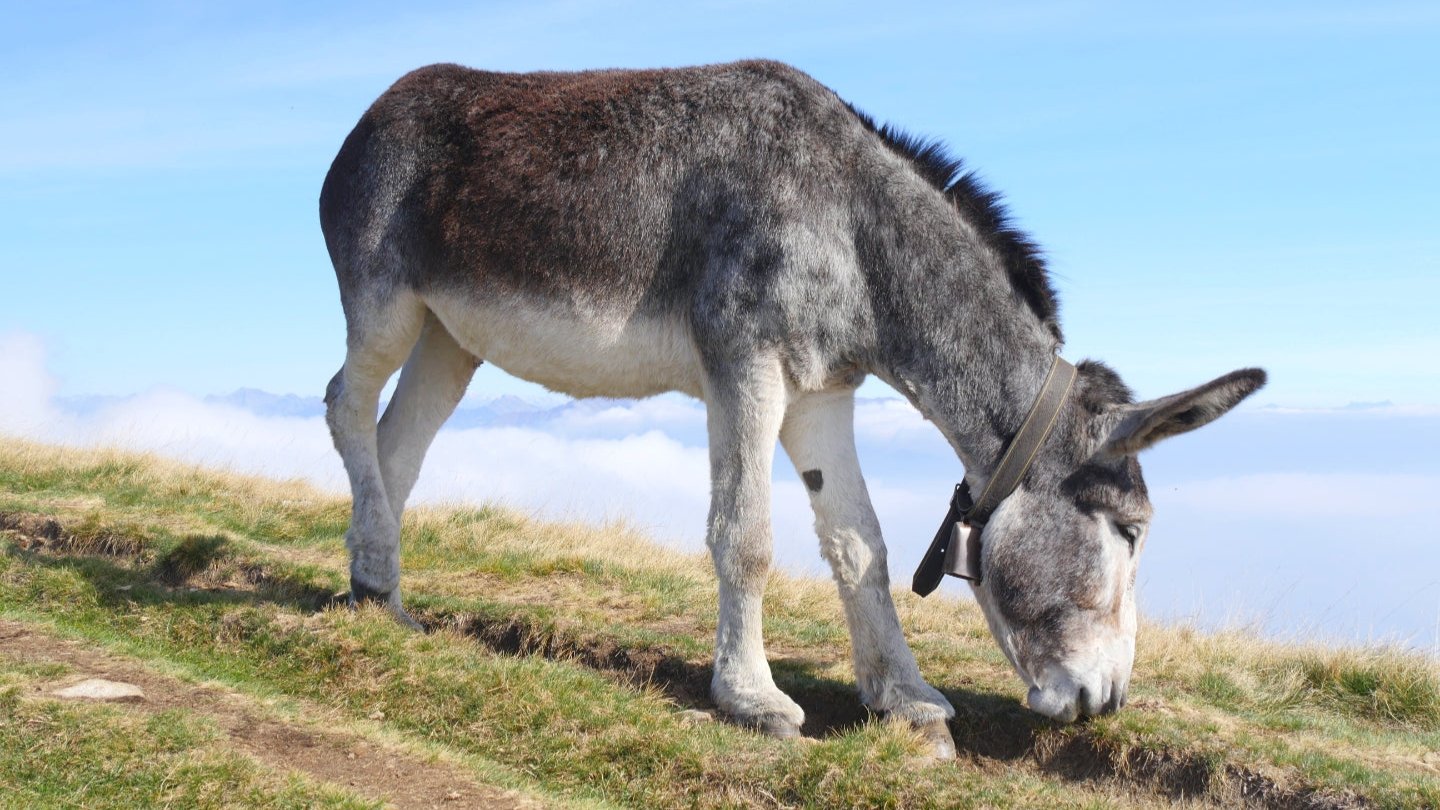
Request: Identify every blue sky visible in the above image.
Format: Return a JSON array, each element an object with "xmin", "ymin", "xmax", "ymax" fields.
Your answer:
[
  {"xmin": 2, "ymin": 3, "xmax": 1439, "ymax": 649},
  {"xmin": 3, "ymin": 0, "xmax": 1438, "ymax": 405}
]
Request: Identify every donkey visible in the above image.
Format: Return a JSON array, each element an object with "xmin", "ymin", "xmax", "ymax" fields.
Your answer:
[{"xmin": 320, "ymin": 60, "xmax": 1264, "ymax": 758}]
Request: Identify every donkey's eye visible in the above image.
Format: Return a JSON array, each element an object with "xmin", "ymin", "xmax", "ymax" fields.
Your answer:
[{"xmin": 1117, "ymin": 523, "xmax": 1143, "ymax": 548}]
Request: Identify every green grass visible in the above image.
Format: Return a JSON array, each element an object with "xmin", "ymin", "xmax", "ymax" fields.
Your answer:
[
  {"xmin": 0, "ymin": 675, "xmax": 377, "ymax": 809},
  {"xmin": 2, "ymin": 437, "xmax": 1439, "ymax": 808}
]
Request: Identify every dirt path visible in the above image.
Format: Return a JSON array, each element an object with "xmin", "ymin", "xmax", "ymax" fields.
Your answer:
[{"xmin": 0, "ymin": 618, "xmax": 545, "ymax": 810}]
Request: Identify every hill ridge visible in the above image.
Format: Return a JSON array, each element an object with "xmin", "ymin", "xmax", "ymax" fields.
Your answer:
[{"xmin": 1, "ymin": 437, "xmax": 1437, "ymax": 808}]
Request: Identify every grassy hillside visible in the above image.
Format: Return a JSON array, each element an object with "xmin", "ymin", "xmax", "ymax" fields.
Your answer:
[{"xmin": 1, "ymin": 436, "xmax": 1436, "ymax": 809}]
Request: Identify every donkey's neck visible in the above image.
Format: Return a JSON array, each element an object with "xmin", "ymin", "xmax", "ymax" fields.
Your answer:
[{"xmin": 866, "ymin": 214, "xmax": 1062, "ymax": 479}]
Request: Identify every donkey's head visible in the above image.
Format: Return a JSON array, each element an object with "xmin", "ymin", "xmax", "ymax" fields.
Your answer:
[{"xmin": 968, "ymin": 364, "xmax": 1265, "ymax": 722}]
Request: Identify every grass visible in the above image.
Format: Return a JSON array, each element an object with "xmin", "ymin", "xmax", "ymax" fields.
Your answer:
[
  {"xmin": 0, "ymin": 671, "xmax": 377, "ymax": 809},
  {"xmin": 1, "ymin": 435, "xmax": 1438, "ymax": 808}
]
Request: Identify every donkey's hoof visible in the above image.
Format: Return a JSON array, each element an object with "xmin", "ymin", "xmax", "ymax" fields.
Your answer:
[
  {"xmin": 716, "ymin": 708, "xmax": 803, "ymax": 738},
  {"xmin": 348, "ymin": 578, "xmax": 392, "ymax": 604},
  {"xmin": 722, "ymin": 702, "xmax": 805, "ymax": 739},
  {"xmin": 348, "ymin": 581, "xmax": 423, "ymax": 631},
  {"xmin": 388, "ymin": 606, "xmax": 424, "ymax": 632},
  {"xmin": 910, "ymin": 718, "xmax": 957, "ymax": 760},
  {"xmin": 715, "ymin": 686, "xmax": 805, "ymax": 739},
  {"xmin": 757, "ymin": 712, "xmax": 804, "ymax": 739},
  {"xmin": 724, "ymin": 710, "xmax": 802, "ymax": 739}
]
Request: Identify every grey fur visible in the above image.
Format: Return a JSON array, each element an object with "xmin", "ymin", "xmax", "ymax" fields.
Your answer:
[{"xmin": 320, "ymin": 60, "xmax": 1265, "ymax": 747}]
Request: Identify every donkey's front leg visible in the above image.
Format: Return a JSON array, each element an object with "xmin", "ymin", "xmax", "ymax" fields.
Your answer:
[
  {"xmin": 781, "ymin": 390, "xmax": 956, "ymax": 758},
  {"xmin": 703, "ymin": 357, "xmax": 805, "ymax": 738}
]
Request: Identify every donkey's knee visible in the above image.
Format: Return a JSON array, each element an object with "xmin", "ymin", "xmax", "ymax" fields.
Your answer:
[
  {"xmin": 708, "ymin": 526, "xmax": 773, "ymax": 584},
  {"xmin": 324, "ymin": 365, "xmax": 372, "ymax": 442},
  {"xmin": 324, "ymin": 368, "xmax": 344, "ymax": 406}
]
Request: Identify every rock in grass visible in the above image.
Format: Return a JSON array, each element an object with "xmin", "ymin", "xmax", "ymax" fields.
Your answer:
[
  {"xmin": 53, "ymin": 678, "xmax": 145, "ymax": 702},
  {"xmin": 677, "ymin": 709, "xmax": 714, "ymax": 725}
]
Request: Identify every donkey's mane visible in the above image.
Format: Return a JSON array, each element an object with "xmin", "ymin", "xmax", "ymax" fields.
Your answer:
[
  {"xmin": 845, "ymin": 104, "xmax": 1062, "ymax": 343},
  {"xmin": 1075, "ymin": 359, "xmax": 1136, "ymax": 411}
]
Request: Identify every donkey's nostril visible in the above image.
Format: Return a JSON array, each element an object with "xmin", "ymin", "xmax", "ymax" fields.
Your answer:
[
  {"xmin": 1076, "ymin": 684, "xmax": 1111, "ymax": 717},
  {"xmin": 1027, "ymin": 685, "xmax": 1080, "ymax": 723}
]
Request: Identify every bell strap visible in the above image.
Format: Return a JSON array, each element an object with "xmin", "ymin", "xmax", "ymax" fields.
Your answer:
[{"xmin": 912, "ymin": 355, "xmax": 1077, "ymax": 596}]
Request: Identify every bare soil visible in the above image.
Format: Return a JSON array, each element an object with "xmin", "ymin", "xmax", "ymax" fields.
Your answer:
[{"xmin": 0, "ymin": 618, "xmax": 543, "ymax": 810}]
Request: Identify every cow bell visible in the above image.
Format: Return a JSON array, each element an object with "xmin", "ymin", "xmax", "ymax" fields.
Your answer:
[{"xmin": 944, "ymin": 521, "xmax": 983, "ymax": 584}]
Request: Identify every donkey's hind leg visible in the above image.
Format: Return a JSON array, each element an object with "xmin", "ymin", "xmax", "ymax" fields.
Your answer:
[
  {"xmin": 377, "ymin": 312, "xmax": 481, "ymax": 523},
  {"xmin": 703, "ymin": 354, "xmax": 805, "ymax": 737},
  {"xmin": 780, "ymin": 389, "xmax": 956, "ymax": 758},
  {"xmin": 325, "ymin": 293, "xmax": 426, "ymax": 626}
]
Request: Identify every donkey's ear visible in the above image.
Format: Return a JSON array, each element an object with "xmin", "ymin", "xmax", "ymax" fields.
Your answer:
[{"xmin": 1101, "ymin": 368, "xmax": 1266, "ymax": 456}]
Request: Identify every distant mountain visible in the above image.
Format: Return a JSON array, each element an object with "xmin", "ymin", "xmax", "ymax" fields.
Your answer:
[
  {"xmin": 206, "ymin": 388, "xmax": 325, "ymax": 418},
  {"xmin": 485, "ymin": 394, "xmax": 547, "ymax": 415},
  {"xmin": 443, "ymin": 395, "xmax": 572, "ymax": 430}
]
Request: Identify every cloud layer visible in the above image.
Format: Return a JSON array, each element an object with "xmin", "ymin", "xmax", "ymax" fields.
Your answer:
[{"xmin": 3, "ymin": 331, "xmax": 1438, "ymax": 652}]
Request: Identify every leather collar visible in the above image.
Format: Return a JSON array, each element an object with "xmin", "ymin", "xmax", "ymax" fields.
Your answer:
[{"xmin": 913, "ymin": 355, "xmax": 1077, "ymax": 595}]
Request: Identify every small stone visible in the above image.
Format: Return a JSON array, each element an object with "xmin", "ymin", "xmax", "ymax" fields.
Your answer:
[
  {"xmin": 53, "ymin": 678, "xmax": 145, "ymax": 703},
  {"xmin": 677, "ymin": 709, "xmax": 714, "ymax": 725},
  {"xmin": 368, "ymin": 709, "xmax": 385, "ymax": 720}
]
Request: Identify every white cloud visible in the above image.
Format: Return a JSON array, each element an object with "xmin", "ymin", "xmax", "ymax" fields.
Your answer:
[
  {"xmin": 416, "ymin": 426, "xmax": 712, "ymax": 540},
  {"xmin": 0, "ymin": 332, "xmax": 821, "ymax": 566},
  {"xmin": 0, "ymin": 337, "xmax": 349, "ymax": 490},
  {"xmin": 853, "ymin": 397, "xmax": 935, "ymax": 445},
  {"xmin": 545, "ymin": 395, "xmax": 708, "ymax": 439}
]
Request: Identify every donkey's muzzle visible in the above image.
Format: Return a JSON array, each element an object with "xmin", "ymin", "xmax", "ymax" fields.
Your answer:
[{"xmin": 1027, "ymin": 674, "xmax": 1128, "ymax": 723}]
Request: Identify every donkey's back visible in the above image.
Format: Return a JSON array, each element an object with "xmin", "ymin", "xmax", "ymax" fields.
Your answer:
[{"xmin": 320, "ymin": 60, "xmax": 883, "ymax": 399}]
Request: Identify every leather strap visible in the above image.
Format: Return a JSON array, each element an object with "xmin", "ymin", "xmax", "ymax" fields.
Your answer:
[
  {"xmin": 912, "ymin": 355, "xmax": 1077, "ymax": 596},
  {"xmin": 966, "ymin": 355, "xmax": 1077, "ymax": 525}
]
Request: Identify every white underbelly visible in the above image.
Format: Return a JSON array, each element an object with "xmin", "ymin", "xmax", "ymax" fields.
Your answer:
[{"xmin": 423, "ymin": 293, "xmax": 705, "ymax": 400}]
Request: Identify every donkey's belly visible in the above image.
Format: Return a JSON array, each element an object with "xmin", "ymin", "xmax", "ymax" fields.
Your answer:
[{"xmin": 424, "ymin": 293, "xmax": 705, "ymax": 400}]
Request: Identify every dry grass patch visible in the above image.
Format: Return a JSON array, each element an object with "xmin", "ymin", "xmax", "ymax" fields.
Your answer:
[{"xmin": 4, "ymin": 435, "xmax": 1440, "ymax": 808}]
